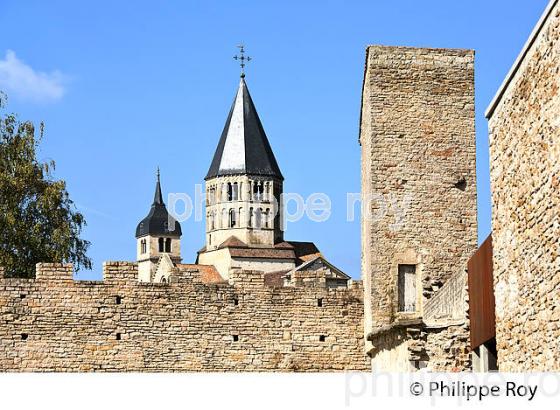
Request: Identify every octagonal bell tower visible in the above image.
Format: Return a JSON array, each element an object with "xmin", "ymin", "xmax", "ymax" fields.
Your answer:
[{"xmin": 203, "ymin": 76, "xmax": 284, "ymax": 251}]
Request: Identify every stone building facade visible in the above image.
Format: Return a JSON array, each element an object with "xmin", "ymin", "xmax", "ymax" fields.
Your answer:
[
  {"xmin": 0, "ymin": 263, "xmax": 369, "ymax": 371},
  {"xmin": 486, "ymin": 0, "xmax": 560, "ymax": 371},
  {"xmin": 359, "ymin": 45, "xmax": 478, "ymax": 371}
]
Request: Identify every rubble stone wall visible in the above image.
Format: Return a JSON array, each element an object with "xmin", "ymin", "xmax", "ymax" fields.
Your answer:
[{"xmin": 487, "ymin": 1, "xmax": 560, "ymax": 371}]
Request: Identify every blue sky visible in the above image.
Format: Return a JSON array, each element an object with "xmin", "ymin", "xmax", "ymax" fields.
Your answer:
[{"xmin": 0, "ymin": 0, "xmax": 550, "ymax": 279}]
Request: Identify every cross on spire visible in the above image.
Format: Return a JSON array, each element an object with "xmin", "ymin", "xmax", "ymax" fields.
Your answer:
[{"xmin": 233, "ymin": 44, "xmax": 251, "ymax": 78}]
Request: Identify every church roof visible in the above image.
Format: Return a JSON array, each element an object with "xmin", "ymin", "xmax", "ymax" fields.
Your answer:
[
  {"xmin": 287, "ymin": 241, "xmax": 322, "ymax": 264},
  {"xmin": 218, "ymin": 236, "xmax": 249, "ymax": 249},
  {"xmin": 205, "ymin": 77, "xmax": 283, "ymax": 180},
  {"xmin": 176, "ymin": 264, "xmax": 225, "ymax": 284},
  {"xmin": 135, "ymin": 171, "xmax": 182, "ymax": 238},
  {"xmin": 293, "ymin": 256, "xmax": 350, "ymax": 279}
]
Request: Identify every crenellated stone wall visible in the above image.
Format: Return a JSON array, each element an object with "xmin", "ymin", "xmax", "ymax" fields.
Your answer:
[
  {"xmin": 486, "ymin": 0, "xmax": 560, "ymax": 371},
  {"xmin": 0, "ymin": 263, "xmax": 369, "ymax": 372}
]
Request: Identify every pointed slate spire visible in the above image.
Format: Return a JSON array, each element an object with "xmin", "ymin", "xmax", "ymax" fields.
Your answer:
[
  {"xmin": 135, "ymin": 169, "xmax": 182, "ymax": 238},
  {"xmin": 205, "ymin": 78, "xmax": 283, "ymax": 180},
  {"xmin": 153, "ymin": 167, "xmax": 163, "ymax": 205}
]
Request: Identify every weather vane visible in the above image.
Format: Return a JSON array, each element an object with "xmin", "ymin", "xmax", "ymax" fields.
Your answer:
[{"xmin": 233, "ymin": 44, "xmax": 251, "ymax": 78}]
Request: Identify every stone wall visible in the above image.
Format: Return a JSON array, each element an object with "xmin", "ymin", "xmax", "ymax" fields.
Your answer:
[
  {"xmin": 486, "ymin": 0, "xmax": 560, "ymax": 371},
  {"xmin": 0, "ymin": 263, "xmax": 369, "ymax": 372},
  {"xmin": 359, "ymin": 45, "xmax": 478, "ymax": 368}
]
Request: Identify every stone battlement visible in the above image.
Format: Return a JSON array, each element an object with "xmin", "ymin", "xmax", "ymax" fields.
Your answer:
[{"xmin": 0, "ymin": 263, "xmax": 368, "ymax": 372}]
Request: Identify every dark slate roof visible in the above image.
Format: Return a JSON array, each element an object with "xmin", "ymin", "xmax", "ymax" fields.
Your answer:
[
  {"xmin": 205, "ymin": 77, "xmax": 283, "ymax": 180},
  {"xmin": 135, "ymin": 172, "xmax": 182, "ymax": 238}
]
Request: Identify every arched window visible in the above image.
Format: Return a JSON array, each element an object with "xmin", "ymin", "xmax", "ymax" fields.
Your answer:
[
  {"xmin": 211, "ymin": 211, "xmax": 215, "ymax": 230},
  {"xmin": 249, "ymin": 207, "xmax": 254, "ymax": 228},
  {"xmin": 141, "ymin": 239, "xmax": 147, "ymax": 254},
  {"xmin": 165, "ymin": 238, "xmax": 171, "ymax": 253},
  {"xmin": 232, "ymin": 182, "xmax": 239, "ymax": 200},
  {"xmin": 158, "ymin": 237, "xmax": 164, "ymax": 252},
  {"xmin": 229, "ymin": 208, "xmax": 236, "ymax": 228},
  {"xmin": 253, "ymin": 181, "xmax": 263, "ymax": 202},
  {"xmin": 161, "ymin": 277, "xmax": 167, "ymax": 284},
  {"xmin": 227, "ymin": 183, "xmax": 233, "ymax": 201},
  {"xmin": 264, "ymin": 209, "xmax": 270, "ymax": 228},
  {"xmin": 255, "ymin": 208, "xmax": 263, "ymax": 229}
]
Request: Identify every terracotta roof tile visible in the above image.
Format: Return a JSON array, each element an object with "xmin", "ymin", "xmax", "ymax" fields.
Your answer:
[
  {"xmin": 176, "ymin": 264, "xmax": 226, "ymax": 284},
  {"xmin": 263, "ymin": 270, "xmax": 291, "ymax": 287},
  {"xmin": 287, "ymin": 241, "xmax": 322, "ymax": 264}
]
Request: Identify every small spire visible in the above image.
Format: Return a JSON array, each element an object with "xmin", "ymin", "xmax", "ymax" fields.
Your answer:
[
  {"xmin": 233, "ymin": 44, "xmax": 251, "ymax": 78},
  {"xmin": 153, "ymin": 167, "xmax": 163, "ymax": 205}
]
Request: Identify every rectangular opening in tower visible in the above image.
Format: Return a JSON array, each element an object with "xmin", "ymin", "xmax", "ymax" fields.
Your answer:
[{"xmin": 398, "ymin": 264, "xmax": 417, "ymax": 313}]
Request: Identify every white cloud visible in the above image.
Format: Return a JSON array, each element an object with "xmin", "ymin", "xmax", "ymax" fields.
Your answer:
[{"xmin": 0, "ymin": 50, "xmax": 66, "ymax": 103}]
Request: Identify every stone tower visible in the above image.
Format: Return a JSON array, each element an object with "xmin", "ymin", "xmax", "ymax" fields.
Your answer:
[
  {"xmin": 135, "ymin": 170, "xmax": 182, "ymax": 282},
  {"xmin": 359, "ymin": 46, "xmax": 478, "ymax": 369},
  {"xmin": 197, "ymin": 76, "xmax": 296, "ymax": 278}
]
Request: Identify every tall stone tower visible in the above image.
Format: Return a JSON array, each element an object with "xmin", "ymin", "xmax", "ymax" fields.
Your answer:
[
  {"xmin": 135, "ymin": 170, "xmax": 182, "ymax": 282},
  {"xmin": 197, "ymin": 76, "xmax": 296, "ymax": 278},
  {"xmin": 359, "ymin": 46, "xmax": 478, "ymax": 369}
]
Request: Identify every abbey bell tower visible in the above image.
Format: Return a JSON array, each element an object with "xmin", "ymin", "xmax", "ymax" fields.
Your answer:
[
  {"xmin": 197, "ymin": 47, "xmax": 296, "ymax": 278},
  {"xmin": 203, "ymin": 76, "xmax": 284, "ymax": 249}
]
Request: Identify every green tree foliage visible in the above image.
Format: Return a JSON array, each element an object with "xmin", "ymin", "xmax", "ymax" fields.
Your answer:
[{"xmin": 0, "ymin": 91, "xmax": 91, "ymax": 277}]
